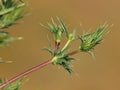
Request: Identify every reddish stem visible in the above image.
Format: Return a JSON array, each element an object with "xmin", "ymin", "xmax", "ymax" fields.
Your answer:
[
  {"xmin": 54, "ymin": 41, "xmax": 60, "ymax": 55},
  {"xmin": 0, "ymin": 49, "xmax": 79, "ymax": 89},
  {"xmin": 67, "ymin": 49, "xmax": 80, "ymax": 56},
  {"xmin": 55, "ymin": 41, "xmax": 60, "ymax": 50},
  {"xmin": 0, "ymin": 60, "xmax": 51, "ymax": 89}
]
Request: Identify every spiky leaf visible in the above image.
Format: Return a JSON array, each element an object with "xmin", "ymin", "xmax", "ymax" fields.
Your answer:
[{"xmin": 0, "ymin": 0, "xmax": 25, "ymax": 28}]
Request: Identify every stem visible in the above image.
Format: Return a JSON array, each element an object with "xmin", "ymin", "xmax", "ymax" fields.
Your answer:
[
  {"xmin": 67, "ymin": 49, "xmax": 80, "ymax": 56},
  {"xmin": 54, "ymin": 41, "xmax": 60, "ymax": 55},
  {"xmin": 0, "ymin": 60, "xmax": 51, "ymax": 89},
  {"xmin": 61, "ymin": 40, "xmax": 71, "ymax": 51}
]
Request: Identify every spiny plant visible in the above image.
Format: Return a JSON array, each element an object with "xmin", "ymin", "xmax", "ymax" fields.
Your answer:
[
  {"xmin": 0, "ymin": 0, "xmax": 25, "ymax": 28},
  {"xmin": 0, "ymin": 0, "xmax": 111, "ymax": 90},
  {"xmin": 0, "ymin": 0, "xmax": 25, "ymax": 61},
  {"xmin": 0, "ymin": 0, "xmax": 26, "ymax": 89}
]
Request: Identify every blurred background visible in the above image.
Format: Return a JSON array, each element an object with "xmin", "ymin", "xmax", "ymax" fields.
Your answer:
[{"xmin": 0, "ymin": 0, "xmax": 120, "ymax": 90}]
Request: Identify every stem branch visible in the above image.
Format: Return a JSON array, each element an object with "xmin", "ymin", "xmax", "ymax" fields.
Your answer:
[
  {"xmin": 67, "ymin": 49, "xmax": 80, "ymax": 56},
  {"xmin": 61, "ymin": 40, "xmax": 71, "ymax": 51}
]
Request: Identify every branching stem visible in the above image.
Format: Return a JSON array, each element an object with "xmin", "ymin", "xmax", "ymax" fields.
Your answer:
[{"xmin": 0, "ymin": 49, "xmax": 80, "ymax": 89}]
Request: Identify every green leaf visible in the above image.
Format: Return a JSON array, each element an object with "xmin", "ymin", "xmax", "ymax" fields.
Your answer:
[
  {"xmin": 57, "ymin": 17, "xmax": 69, "ymax": 38},
  {"xmin": 68, "ymin": 29, "xmax": 76, "ymax": 41},
  {"xmin": 0, "ymin": 31, "xmax": 19, "ymax": 47},
  {"xmin": 0, "ymin": 78, "xmax": 2, "ymax": 85},
  {"xmin": 2, "ymin": 0, "xmax": 13, "ymax": 9},
  {"xmin": 42, "ymin": 48, "xmax": 54, "ymax": 56},
  {"xmin": 0, "ymin": 78, "xmax": 23, "ymax": 90},
  {"xmin": 42, "ymin": 17, "xmax": 70, "ymax": 43},
  {"xmin": 0, "ymin": 6, "xmax": 25, "ymax": 28},
  {"xmin": 0, "ymin": 0, "xmax": 25, "ymax": 28},
  {"xmin": 55, "ymin": 55, "xmax": 75, "ymax": 74},
  {"xmin": 88, "ymin": 51, "xmax": 96, "ymax": 60},
  {"xmin": 0, "ymin": 1, "xmax": 25, "ymax": 15},
  {"xmin": 52, "ymin": 46, "xmax": 75, "ymax": 74}
]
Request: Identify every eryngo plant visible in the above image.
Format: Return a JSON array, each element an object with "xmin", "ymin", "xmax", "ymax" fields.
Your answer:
[
  {"xmin": 43, "ymin": 18, "xmax": 109, "ymax": 74},
  {"xmin": 0, "ymin": 0, "xmax": 25, "ymax": 63},
  {"xmin": 0, "ymin": 1, "xmax": 111, "ymax": 89},
  {"xmin": 0, "ymin": 0, "xmax": 25, "ymax": 89},
  {"xmin": 0, "ymin": 17, "xmax": 110, "ymax": 89},
  {"xmin": 0, "ymin": 0, "xmax": 25, "ymax": 48},
  {"xmin": 0, "ymin": 0, "xmax": 25, "ymax": 28}
]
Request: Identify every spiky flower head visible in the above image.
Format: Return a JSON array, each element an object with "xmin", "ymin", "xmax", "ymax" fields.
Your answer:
[
  {"xmin": 79, "ymin": 24, "xmax": 109, "ymax": 52},
  {"xmin": 41, "ymin": 17, "xmax": 71, "ymax": 44}
]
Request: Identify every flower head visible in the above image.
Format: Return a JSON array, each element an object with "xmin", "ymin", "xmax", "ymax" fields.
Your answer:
[
  {"xmin": 45, "ymin": 17, "xmax": 69, "ymax": 44},
  {"xmin": 79, "ymin": 24, "xmax": 109, "ymax": 52}
]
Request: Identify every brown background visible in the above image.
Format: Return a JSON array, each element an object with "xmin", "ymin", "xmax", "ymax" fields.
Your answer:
[{"xmin": 0, "ymin": 0, "xmax": 120, "ymax": 90}]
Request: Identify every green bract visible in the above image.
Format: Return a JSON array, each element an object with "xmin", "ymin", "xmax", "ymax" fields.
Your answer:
[
  {"xmin": 42, "ymin": 17, "xmax": 70, "ymax": 43},
  {"xmin": 52, "ymin": 46, "xmax": 75, "ymax": 74},
  {"xmin": 79, "ymin": 24, "xmax": 109, "ymax": 52}
]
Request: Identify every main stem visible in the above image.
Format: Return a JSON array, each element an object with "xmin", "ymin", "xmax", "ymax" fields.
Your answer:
[
  {"xmin": 0, "ymin": 49, "xmax": 80, "ymax": 89},
  {"xmin": 0, "ymin": 60, "xmax": 51, "ymax": 89}
]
